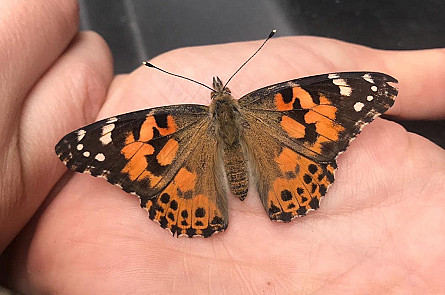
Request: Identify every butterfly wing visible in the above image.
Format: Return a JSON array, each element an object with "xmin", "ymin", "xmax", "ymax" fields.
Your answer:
[
  {"xmin": 143, "ymin": 122, "xmax": 228, "ymax": 237},
  {"xmin": 238, "ymin": 72, "xmax": 398, "ymax": 221},
  {"xmin": 56, "ymin": 104, "xmax": 228, "ymax": 237}
]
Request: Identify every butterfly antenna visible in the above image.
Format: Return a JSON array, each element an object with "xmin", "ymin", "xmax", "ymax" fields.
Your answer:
[
  {"xmin": 223, "ymin": 29, "xmax": 277, "ymax": 90},
  {"xmin": 143, "ymin": 62, "xmax": 214, "ymax": 92}
]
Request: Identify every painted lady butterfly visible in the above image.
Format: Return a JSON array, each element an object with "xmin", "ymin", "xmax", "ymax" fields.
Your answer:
[{"xmin": 55, "ymin": 33, "xmax": 398, "ymax": 238}]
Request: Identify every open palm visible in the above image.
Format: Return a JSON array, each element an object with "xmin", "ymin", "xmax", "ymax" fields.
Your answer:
[{"xmin": 1, "ymin": 1, "xmax": 444, "ymax": 294}]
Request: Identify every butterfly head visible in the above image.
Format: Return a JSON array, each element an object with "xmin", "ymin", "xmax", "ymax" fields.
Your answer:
[{"xmin": 211, "ymin": 76, "xmax": 231, "ymax": 99}]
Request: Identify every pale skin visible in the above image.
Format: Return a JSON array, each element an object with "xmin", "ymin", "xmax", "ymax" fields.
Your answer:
[{"xmin": 0, "ymin": 0, "xmax": 445, "ymax": 294}]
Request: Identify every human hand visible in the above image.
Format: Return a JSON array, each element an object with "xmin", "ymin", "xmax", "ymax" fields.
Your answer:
[
  {"xmin": 0, "ymin": 0, "xmax": 112, "ymax": 282},
  {"xmin": 2, "ymin": 1, "xmax": 445, "ymax": 294}
]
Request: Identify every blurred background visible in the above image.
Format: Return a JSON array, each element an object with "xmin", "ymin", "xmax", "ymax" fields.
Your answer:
[{"xmin": 78, "ymin": 0, "xmax": 444, "ymax": 147}]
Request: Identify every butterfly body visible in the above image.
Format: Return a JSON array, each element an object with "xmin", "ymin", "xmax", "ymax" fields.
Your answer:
[
  {"xmin": 210, "ymin": 77, "xmax": 249, "ymax": 201},
  {"xmin": 56, "ymin": 71, "xmax": 398, "ymax": 238}
]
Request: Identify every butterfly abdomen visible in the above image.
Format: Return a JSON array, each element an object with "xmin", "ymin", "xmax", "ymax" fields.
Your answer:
[{"xmin": 223, "ymin": 143, "xmax": 249, "ymax": 200}]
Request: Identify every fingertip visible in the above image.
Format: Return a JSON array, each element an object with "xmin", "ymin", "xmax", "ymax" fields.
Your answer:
[
  {"xmin": 379, "ymin": 48, "xmax": 445, "ymax": 120},
  {"xmin": 72, "ymin": 31, "xmax": 114, "ymax": 122}
]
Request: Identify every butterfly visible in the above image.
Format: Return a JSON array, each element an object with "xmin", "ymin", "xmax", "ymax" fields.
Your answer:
[{"xmin": 55, "ymin": 67, "xmax": 398, "ymax": 238}]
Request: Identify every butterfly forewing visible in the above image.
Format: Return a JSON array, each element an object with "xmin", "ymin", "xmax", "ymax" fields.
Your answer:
[{"xmin": 56, "ymin": 104, "xmax": 209, "ymax": 198}]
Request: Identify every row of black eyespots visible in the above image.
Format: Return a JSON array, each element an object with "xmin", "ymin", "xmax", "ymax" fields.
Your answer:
[
  {"xmin": 273, "ymin": 160, "xmax": 336, "ymax": 220},
  {"xmin": 268, "ymin": 201, "xmax": 293, "ymax": 222},
  {"xmin": 148, "ymin": 192, "xmax": 227, "ymax": 237},
  {"xmin": 279, "ymin": 189, "xmax": 310, "ymax": 217}
]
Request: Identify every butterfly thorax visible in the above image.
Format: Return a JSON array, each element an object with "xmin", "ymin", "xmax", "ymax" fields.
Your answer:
[
  {"xmin": 209, "ymin": 76, "xmax": 243, "ymax": 147},
  {"xmin": 209, "ymin": 77, "xmax": 249, "ymax": 201},
  {"xmin": 210, "ymin": 95, "xmax": 241, "ymax": 146}
]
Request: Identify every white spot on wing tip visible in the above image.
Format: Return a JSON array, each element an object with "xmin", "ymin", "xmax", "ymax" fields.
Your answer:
[
  {"xmin": 100, "ymin": 124, "xmax": 115, "ymax": 145},
  {"xmin": 363, "ymin": 73, "xmax": 375, "ymax": 84},
  {"xmin": 83, "ymin": 151, "xmax": 90, "ymax": 157},
  {"xmin": 77, "ymin": 129, "xmax": 86, "ymax": 141},
  {"xmin": 371, "ymin": 85, "xmax": 378, "ymax": 92},
  {"xmin": 100, "ymin": 133, "xmax": 112, "ymax": 145},
  {"xmin": 367, "ymin": 95, "xmax": 374, "ymax": 101},
  {"xmin": 333, "ymin": 78, "xmax": 352, "ymax": 96},
  {"xmin": 95, "ymin": 153, "xmax": 105, "ymax": 162},
  {"xmin": 354, "ymin": 102, "xmax": 365, "ymax": 112},
  {"xmin": 76, "ymin": 144, "xmax": 84, "ymax": 151},
  {"xmin": 328, "ymin": 73, "xmax": 340, "ymax": 79},
  {"xmin": 341, "ymin": 86, "xmax": 352, "ymax": 96}
]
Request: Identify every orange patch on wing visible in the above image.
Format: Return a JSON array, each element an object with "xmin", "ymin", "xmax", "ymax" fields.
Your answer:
[
  {"xmin": 319, "ymin": 94, "xmax": 331, "ymax": 105},
  {"xmin": 121, "ymin": 142, "xmax": 158, "ymax": 182},
  {"xmin": 124, "ymin": 132, "xmax": 135, "ymax": 145},
  {"xmin": 156, "ymin": 138, "xmax": 179, "ymax": 166},
  {"xmin": 139, "ymin": 116, "xmax": 156, "ymax": 141},
  {"xmin": 138, "ymin": 115, "xmax": 179, "ymax": 142},
  {"xmin": 160, "ymin": 115, "xmax": 178, "ymax": 135},
  {"xmin": 274, "ymin": 93, "xmax": 293, "ymax": 111},
  {"xmin": 304, "ymin": 108, "xmax": 344, "ymax": 142},
  {"xmin": 312, "ymin": 105, "xmax": 337, "ymax": 120},
  {"xmin": 121, "ymin": 142, "xmax": 148, "ymax": 159},
  {"xmin": 275, "ymin": 147, "xmax": 299, "ymax": 174},
  {"xmin": 294, "ymin": 87, "xmax": 316, "ymax": 109},
  {"xmin": 175, "ymin": 168, "xmax": 197, "ymax": 192},
  {"xmin": 274, "ymin": 87, "xmax": 316, "ymax": 111},
  {"xmin": 281, "ymin": 116, "xmax": 306, "ymax": 139}
]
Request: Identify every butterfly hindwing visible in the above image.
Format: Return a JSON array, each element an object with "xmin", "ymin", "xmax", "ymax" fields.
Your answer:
[
  {"xmin": 142, "ymin": 122, "xmax": 229, "ymax": 237},
  {"xmin": 239, "ymin": 72, "xmax": 398, "ymax": 221}
]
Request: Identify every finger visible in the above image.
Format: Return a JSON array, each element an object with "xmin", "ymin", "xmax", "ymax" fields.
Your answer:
[
  {"xmin": 0, "ymin": 0, "xmax": 79, "ymax": 129},
  {"xmin": 1, "ymin": 31, "xmax": 113, "ymax": 251},
  {"xmin": 373, "ymin": 48, "xmax": 445, "ymax": 120}
]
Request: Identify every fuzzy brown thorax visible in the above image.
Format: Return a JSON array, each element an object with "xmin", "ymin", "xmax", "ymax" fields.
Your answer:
[
  {"xmin": 210, "ymin": 77, "xmax": 249, "ymax": 200},
  {"xmin": 209, "ymin": 76, "xmax": 241, "ymax": 147}
]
